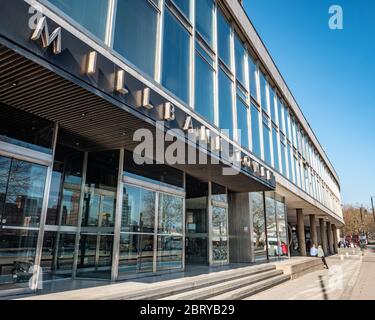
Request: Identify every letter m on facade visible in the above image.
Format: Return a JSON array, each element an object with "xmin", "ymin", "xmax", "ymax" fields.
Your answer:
[{"xmin": 31, "ymin": 16, "xmax": 62, "ymax": 54}]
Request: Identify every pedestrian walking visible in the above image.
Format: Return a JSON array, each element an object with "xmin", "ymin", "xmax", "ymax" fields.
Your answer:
[
  {"xmin": 317, "ymin": 245, "xmax": 329, "ymax": 269},
  {"xmin": 310, "ymin": 244, "xmax": 318, "ymax": 257}
]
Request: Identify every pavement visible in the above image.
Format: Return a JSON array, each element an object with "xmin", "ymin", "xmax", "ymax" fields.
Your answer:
[{"xmin": 246, "ymin": 247, "xmax": 375, "ymax": 300}]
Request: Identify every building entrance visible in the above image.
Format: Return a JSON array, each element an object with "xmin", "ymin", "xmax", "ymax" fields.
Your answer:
[{"xmin": 0, "ymin": 155, "xmax": 47, "ymax": 292}]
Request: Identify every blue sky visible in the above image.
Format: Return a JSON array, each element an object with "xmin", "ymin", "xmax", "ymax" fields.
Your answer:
[{"xmin": 244, "ymin": 0, "xmax": 375, "ymax": 208}]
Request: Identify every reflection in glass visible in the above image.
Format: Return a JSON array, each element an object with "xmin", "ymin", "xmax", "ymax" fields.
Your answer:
[
  {"xmin": 119, "ymin": 234, "xmax": 154, "ymax": 274},
  {"xmin": 195, "ymin": 0, "xmax": 214, "ymax": 47},
  {"xmin": 259, "ymin": 72, "xmax": 268, "ymax": 112},
  {"xmin": 272, "ymin": 127, "xmax": 280, "ymax": 172},
  {"xmin": 162, "ymin": 8, "xmax": 190, "ymax": 104},
  {"xmin": 158, "ymin": 194, "xmax": 183, "ymax": 234},
  {"xmin": 157, "ymin": 236, "xmax": 183, "ymax": 271},
  {"xmin": 212, "ymin": 207, "xmax": 227, "ymax": 237},
  {"xmin": 122, "ymin": 185, "xmax": 155, "ymax": 233},
  {"xmin": 212, "ymin": 237, "xmax": 228, "ymax": 262},
  {"xmin": 217, "ymin": 9, "xmax": 232, "ymax": 68},
  {"xmin": 237, "ymin": 98, "xmax": 249, "ymax": 149},
  {"xmin": 265, "ymin": 193, "xmax": 278, "ymax": 258},
  {"xmin": 234, "ymin": 35, "xmax": 246, "ymax": 86},
  {"xmin": 48, "ymin": 0, "xmax": 109, "ymax": 40},
  {"xmin": 0, "ymin": 229, "xmax": 38, "ymax": 289},
  {"xmin": 263, "ymin": 121, "xmax": 271, "ymax": 165},
  {"xmin": 280, "ymin": 139, "xmax": 287, "ymax": 177},
  {"xmin": 113, "ymin": 0, "xmax": 158, "ymax": 78},
  {"xmin": 249, "ymin": 56, "xmax": 258, "ymax": 99},
  {"xmin": 46, "ymin": 144, "xmax": 83, "ymax": 226},
  {"xmin": 77, "ymin": 234, "xmax": 113, "ymax": 279},
  {"xmin": 276, "ymin": 197, "xmax": 288, "ymax": 257},
  {"xmin": 1, "ymin": 159, "xmax": 47, "ymax": 228},
  {"xmin": 41, "ymin": 232, "xmax": 76, "ymax": 280},
  {"xmin": 172, "ymin": 0, "xmax": 190, "ymax": 19},
  {"xmin": 251, "ymin": 104, "xmax": 261, "ymax": 157},
  {"xmin": 251, "ymin": 192, "xmax": 266, "ymax": 261},
  {"xmin": 195, "ymin": 51, "xmax": 215, "ymax": 123},
  {"xmin": 218, "ymin": 68, "xmax": 234, "ymax": 139}
]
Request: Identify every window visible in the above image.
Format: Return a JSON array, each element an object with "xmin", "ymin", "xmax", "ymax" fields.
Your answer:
[
  {"xmin": 195, "ymin": 0, "xmax": 214, "ymax": 47},
  {"xmin": 251, "ymin": 192, "xmax": 266, "ymax": 261},
  {"xmin": 234, "ymin": 35, "xmax": 247, "ymax": 86},
  {"xmin": 162, "ymin": 8, "xmax": 190, "ymax": 104},
  {"xmin": 113, "ymin": 0, "xmax": 158, "ymax": 78},
  {"xmin": 195, "ymin": 50, "xmax": 215, "ymax": 123},
  {"xmin": 236, "ymin": 98, "xmax": 249, "ymax": 149},
  {"xmin": 218, "ymin": 68, "xmax": 234, "ymax": 138},
  {"xmin": 269, "ymin": 87, "xmax": 277, "ymax": 123},
  {"xmin": 251, "ymin": 103, "xmax": 261, "ymax": 157},
  {"xmin": 172, "ymin": 0, "xmax": 190, "ymax": 19},
  {"xmin": 259, "ymin": 71, "xmax": 268, "ymax": 112},
  {"xmin": 280, "ymin": 138, "xmax": 287, "ymax": 176},
  {"xmin": 287, "ymin": 144, "xmax": 294, "ymax": 182},
  {"xmin": 217, "ymin": 9, "xmax": 232, "ymax": 68},
  {"xmin": 262, "ymin": 118, "xmax": 271, "ymax": 165},
  {"xmin": 278, "ymin": 99, "xmax": 285, "ymax": 133},
  {"xmin": 272, "ymin": 127, "xmax": 279, "ymax": 172},
  {"xmin": 48, "ymin": 0, "xmax": 109, "ymax": 41},
  {"xmin": 249, "ymin": 56, "xmax": 258, "ymax": 100}
]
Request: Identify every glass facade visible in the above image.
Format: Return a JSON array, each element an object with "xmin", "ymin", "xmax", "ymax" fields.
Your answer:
[
  {"xmin": 0, "ymin": 0, "xmax": 344, "ymax": 296},
  {"xmin": 162, "ymin": 8, "xmax": 190, "ymax": 103},
  {"xmin": 41, "ymin": 0, "xmax": 342, "ymax": 216},
  {"xmin": 113, "ymin": 0, "xmax": 158, "ymax": 78},
  {"xmin": 48, "ymin": 0, "xmax": 109, "ymax": 41}
]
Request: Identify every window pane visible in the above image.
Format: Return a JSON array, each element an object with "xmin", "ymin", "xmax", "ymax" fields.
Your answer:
[
  {"xmin": 272, "ymin": 127, "xmax": 280, "ymax": 172},
  {"xmin": 259, "ymin": 72, "xmax": 268, "ymax": 112},
  {"xmin": 195, "ymin": 52, "xmax": 215, "ymax": 123},
  {"xmin": 218, "ymin": 68, "xmax": 233, "ymax": 139},
  {"xmin": 122, "ymin": 185, "xmax": 155, "ymax": 233},
  {"xmin": 280, "ymin": 140, "xmax": 287, "ymax": 176},
  {"xmin": 265, "ymin": 194, "xmax": 278, "ymax": 258},
  {"xmin": 119, "ymin": 234, "xmax": 154, "ymax": 274},
  {"xmin": 249, "ymin": 56, "xmax": 257, "ymax": 99},
  {"xmin": 269, "ymin": 88, "xmax": 277, "ymax": 122},
  {"xmin": 251, "ymin": 192, "xmax": 266, "ymax": 261},
  {"xmin": 172, "ymin": 0, "xmax": 190, "ymax": 18},
  {"xmin": 212, "ymin": 207, "xmax": 227, "ymax": 237},
  {"xmin": 162, "ymin": 9, "xmax": 190, "ymax": 104},
  {"xmin": 278, "ymin": 99, "xmax": 285, "ymax": 133},
  {"xmin": 217, "ymin": 10, "xmax": 231, "ymax": 68},
  {"xmin": 276, "ymin": 197, "xmax": 288, "ymax": 256},
  {"xmin": 48, "ymin": 0, "xmax": 109, "ymax": 40},
  {"xmin": 113, "ymin": 0, "xmax": 158, "ymax": 78},
  {"xmin": 236, "ymin": 99, "xmax": 249, "ymax": 149},
  {"xmin": 157, "ymin": 236, "xmax": 183, "ymax": 270},
  {"xmin": 234, "ymin": 35, "xmax": 246, "ymax": 86},
  {"xmin": 263, "ymin": 121, "xmax": 271, "ymax": 165},
  {"xmin": 195, "ymin": 0, "xmax": 214, "ymax": 47},
  {"xmin": 158, "ymin": 194, "xmax": 183, "ymax": 234},
  {"xmin": 288, "ymin": 144, "xmax": 294, "ymax": 182},
  {"xmin": 251, "ymin": 104, "xmax": 261, "ymax": 157}
]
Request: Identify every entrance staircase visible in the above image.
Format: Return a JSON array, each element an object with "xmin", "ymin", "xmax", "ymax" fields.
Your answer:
[{"xmin": 115, "ymin": 264, "xmax": 290, "ymax": 300}]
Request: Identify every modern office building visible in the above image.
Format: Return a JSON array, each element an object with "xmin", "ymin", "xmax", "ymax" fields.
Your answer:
[{"xmin": 0, "ymin": 0, "xmax": 343, "ymax": 296}]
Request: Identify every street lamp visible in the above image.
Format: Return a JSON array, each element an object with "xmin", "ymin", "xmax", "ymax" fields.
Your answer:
[{"xmin": 371, "ymin": 196, "xmax": 375, "ymax": 224}]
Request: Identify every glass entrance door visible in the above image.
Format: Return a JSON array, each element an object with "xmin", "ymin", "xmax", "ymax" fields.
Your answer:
[{"xmin": 0, "ymin": 156, "xmax": 47, "ymax": 292}]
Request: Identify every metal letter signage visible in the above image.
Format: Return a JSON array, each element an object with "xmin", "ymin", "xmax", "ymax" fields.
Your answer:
[{"xmin": 31, "ymin": 16, "xmax": 62, "ymax": 54}]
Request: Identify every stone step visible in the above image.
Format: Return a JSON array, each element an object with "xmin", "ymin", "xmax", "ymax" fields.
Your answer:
[
  {"xmin": 208, "ymin": 274, "xmax": 290, "ymax": 300},
  {"xmin": 108, "ymin": 264, "xmax": 276, "ymax": 300},
  {"xmin": 160, "ymin": 269, "xmax": 284, "ymax": 300}
]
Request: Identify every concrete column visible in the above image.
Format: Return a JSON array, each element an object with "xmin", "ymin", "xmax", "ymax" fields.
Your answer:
[
  {"xmin": 332, "ymin": 224, "xmax": 338, "ymax": 253},
  {"xmin": 319, "ymin": 218, "xmax": 328, "ymax": 255},
  {"xmin": 327, "ymin": 221, "xmax": 334, "ymax": 255},
  {"xmin": 309, "ymin": 214, "xmax": 318, "ymax": 248},
  {"xmin": 297, "ymin": 209, "xmax": 306, "ymax": 256}
]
